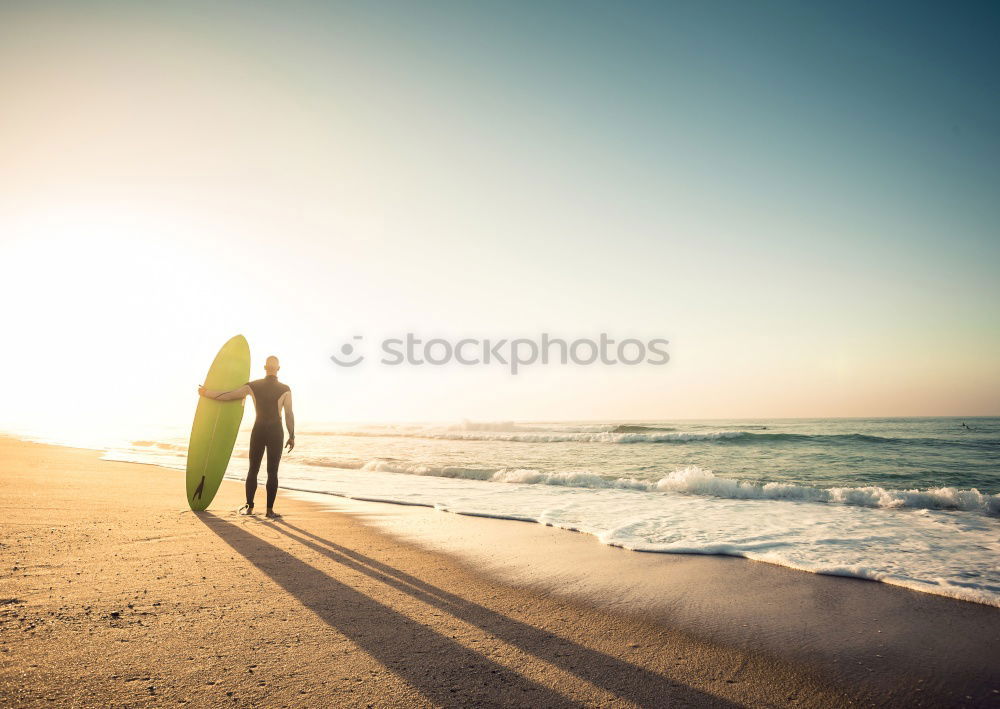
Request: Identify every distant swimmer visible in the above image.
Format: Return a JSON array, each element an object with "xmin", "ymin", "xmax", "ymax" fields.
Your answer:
[{"xmin": 199, "ymin": 355, "xmax": 295, "ymax": 518}]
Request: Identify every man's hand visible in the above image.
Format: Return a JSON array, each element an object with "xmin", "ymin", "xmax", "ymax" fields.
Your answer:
[
  {"xmin": 198, "ymin": 384, "xmax": 250, "ymax": 401},
  {"xmin": 285, "ymin": 438, "xmax": 295, "ymax": 452}
]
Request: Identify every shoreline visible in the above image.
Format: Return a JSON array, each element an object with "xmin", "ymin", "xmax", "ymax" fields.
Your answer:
[
  {"xmin": 1, "ymin": 436, "xmax": 998, "ymax": 707},
  {"xmin": 96, "ymin": 425, "xmax": 1000, "ymax": 609},
  {"xmin": 276, "ymin": 484, "xmax": 1000, "ymax": 608},
  {"xmin": 285, "ymin": 489, "xmax": 1000, "ymax": 699}
]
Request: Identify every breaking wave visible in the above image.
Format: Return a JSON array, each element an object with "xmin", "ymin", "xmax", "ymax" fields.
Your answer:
[
  {"xmin": 297, "ymin": 455, "xmax": 1000, "ymax": 516},
  {"xmin": 639, "ymin": 466, "xmax": 1000, "ymax": 516}
]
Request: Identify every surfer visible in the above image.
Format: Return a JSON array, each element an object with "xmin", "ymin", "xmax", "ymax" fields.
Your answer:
[{"xmin": 199, "ymin": 355, "xmax": 295, "ymax": 518}]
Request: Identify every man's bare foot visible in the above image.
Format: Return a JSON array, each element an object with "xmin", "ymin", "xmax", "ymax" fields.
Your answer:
[
  {"xmin": 265, "ymin": 509, "xmax": 280, "ymax": 519},
  {"xmin": 239, "ymin": 504, "xmax": 254, "ymax": 516}
]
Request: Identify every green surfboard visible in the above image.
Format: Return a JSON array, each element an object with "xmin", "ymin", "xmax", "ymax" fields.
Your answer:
[{"xmin": 186, "ymin": 335, "xmax": 251, "ymax": 510}]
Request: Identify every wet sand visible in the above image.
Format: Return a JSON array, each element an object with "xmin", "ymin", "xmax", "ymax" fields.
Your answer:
[
  {"xmin": 299, "ymin": 491, "xmax": 1000, "ymax": 705},
  {"xmin": 0, "ymin": 436, "xmax": 997, "ymax": 707}
]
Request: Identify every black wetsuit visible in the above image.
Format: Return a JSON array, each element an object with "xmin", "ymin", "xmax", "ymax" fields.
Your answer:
[{"xmin": 246, "ymin": 375, "xmax": 294, "ymax": 509}]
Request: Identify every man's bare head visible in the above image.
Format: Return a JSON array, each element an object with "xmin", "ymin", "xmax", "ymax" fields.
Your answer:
[{"xmin": 265, "ymin": 356, "xmax": 280, "ymax": 376}]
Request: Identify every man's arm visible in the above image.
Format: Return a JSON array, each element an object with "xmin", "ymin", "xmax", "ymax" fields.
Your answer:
[
  {"xmin": 198, "ymin": 384, "xmax": 252, "ymax": 401},
  {"xmin": 282, "ymin": 391, "xmax": 295, "ymax": 451}
]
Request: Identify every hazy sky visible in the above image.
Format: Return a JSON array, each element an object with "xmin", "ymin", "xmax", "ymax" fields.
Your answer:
[{"xmin": 2, "ymin": 1, "xmax": 998, "ymax": 435}]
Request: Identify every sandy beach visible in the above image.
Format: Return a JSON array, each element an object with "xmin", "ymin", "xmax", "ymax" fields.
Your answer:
[
  {"xmin": 1, "ymin": 436, "xmax": 997, "ymax": 708},
  {"xmin": 5, "ymin": 2, "xmax": 998, "ymax": 706}
]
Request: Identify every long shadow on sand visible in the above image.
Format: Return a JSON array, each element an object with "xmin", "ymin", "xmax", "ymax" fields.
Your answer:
[{"xmin": 199, "ymin": 513, "xmax": 737, "ymax": 707}]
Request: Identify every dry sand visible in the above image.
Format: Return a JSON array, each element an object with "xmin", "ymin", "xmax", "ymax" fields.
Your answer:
[{"xmin": 0, "ymin": 437, "xmax": 996, "ymax": 707}]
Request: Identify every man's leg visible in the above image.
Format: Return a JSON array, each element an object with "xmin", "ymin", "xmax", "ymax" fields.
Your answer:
[
  {"xmin": 245, "ymin": 426, "xmax": 265, "ymax": 509},
  {"xmin": 264, "ymin": 425, "xmax": 283, "ymax": 513}
]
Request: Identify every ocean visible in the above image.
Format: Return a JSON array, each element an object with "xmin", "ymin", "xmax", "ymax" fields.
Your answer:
[{"xmin": 102, "ymin": 417, "xmax": 999, "ymax": 606}]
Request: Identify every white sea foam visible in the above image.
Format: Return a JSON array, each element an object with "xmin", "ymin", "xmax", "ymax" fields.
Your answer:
[
  {"xmin": 86, "ymin": 417, "xmax": 1000, "ymax": 608},
  {"xmin": 275, "ymin": 456, "xmax": 1000, "ymax": 517},
  {"xmin": 646, "ymin": 466, "xmax": 1000, "ymax": 516},
  {"xmin": 274, "ymin": 472, "xmax": 1000, "ymax": 608},
  {"xmin": 111, "ymin": 437, "xmax": 1000, "ymax": 517}
]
